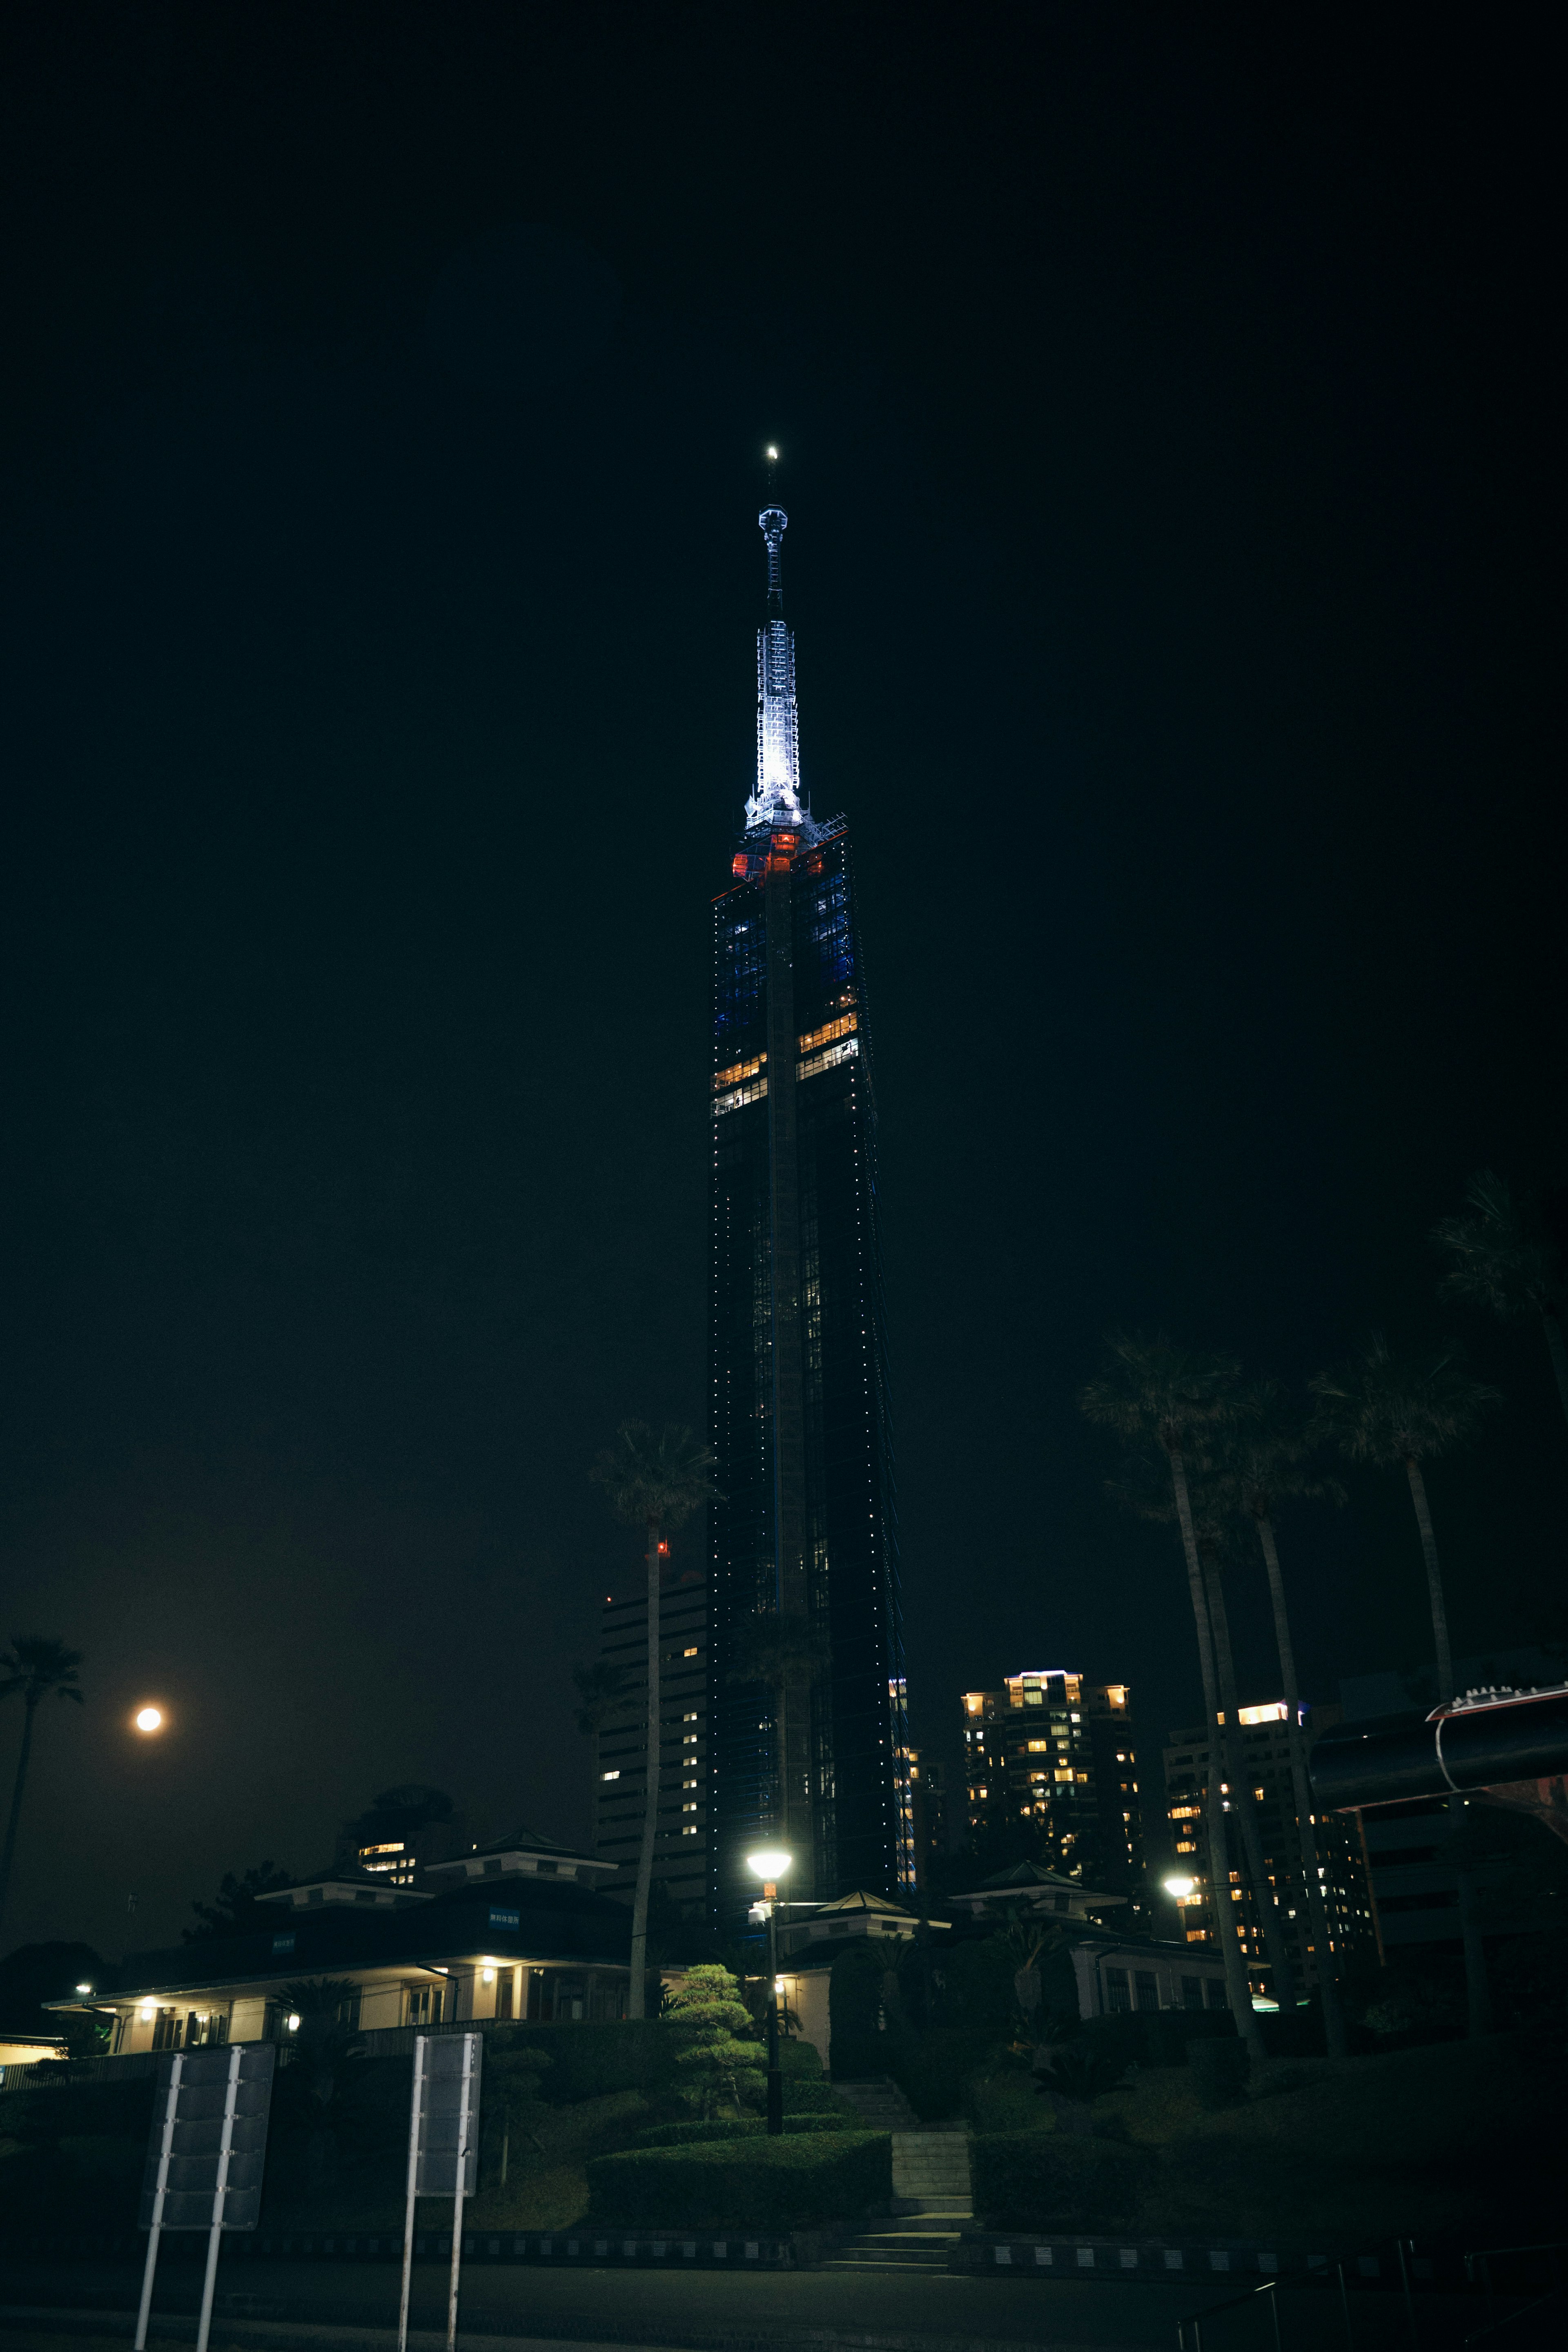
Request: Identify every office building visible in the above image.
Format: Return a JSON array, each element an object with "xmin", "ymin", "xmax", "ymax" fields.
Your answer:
[
  {"xmin": 960, "ymin": 1669, "xmax": 1145, "ymax": 1902},
  {"xmin": 592, "ymin": 1572, "xmax": 710, "ymax": 1919},
  {"xmin": 708, "ymin": 471, "xmax": 912, "ymax": 1926}
]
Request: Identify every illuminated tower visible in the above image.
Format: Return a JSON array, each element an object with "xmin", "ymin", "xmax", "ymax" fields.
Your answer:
[{"xmin": 708, "ymin": 459, "xmax": 912, "ymax": 1928}]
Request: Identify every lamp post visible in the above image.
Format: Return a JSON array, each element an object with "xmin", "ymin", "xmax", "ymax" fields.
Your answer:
[{"xmin": 746, "ymin": 1846, "xmax": 791, "ymax": 2136}]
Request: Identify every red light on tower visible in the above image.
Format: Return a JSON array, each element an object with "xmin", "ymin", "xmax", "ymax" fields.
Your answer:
[
  {"xmin": 732, "ymin": 853, "xmax": 749, "ymax": 878},
  {"xmin": 657, "ymin": 1540, "xmax": 670, "ymax": 1556}
]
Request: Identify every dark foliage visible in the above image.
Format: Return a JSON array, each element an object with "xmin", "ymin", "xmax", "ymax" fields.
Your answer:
[
  {"xmin": 1187, "ymin": 2037, "xmax": 1251, "ymax": 2108},
  {"xmin": 183, "ymin": 1862, "xmax": 294, "ymax": 1941},
  {"xmin": 632, "ymin": 2111, "xmax": 856, "ymax": 2147},
  {"xmin": 971, "ymin": 2129, "xmax": 1155, "ymax": 2232}
]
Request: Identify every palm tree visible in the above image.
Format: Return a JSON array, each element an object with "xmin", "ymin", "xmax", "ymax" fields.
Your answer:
[
  {"xmin": 1308, "ymin": 1335, "xmax": 1500, "ymax": 1704},
  {"xmin": 1105, "ymin": 1443, "xmax": 1299, "ymax": 2018},
  {"xmin": 1434, "ymin": 1170, "xmax": 1568, "ymax": 1430},
  {"xmin": 591, "ymin": 1421, "xmax": 721, "ymax": 2018},
  {"xmin": 0, "ymin": 1638, "xmax": 85, "ymax": 1941},
  {"xmin": 1209, "ymin": 1393, "xmax": 1350, "ymax": 2058},
  {"xmin": 1080, "ymin": 1334, "xmax": 1262, "ymax": 2054},
  {"xmin": 1309, "ymin": 1335, "xmax": 1501, "ymax": 2036},
  {"xmin": 570, "ymin": 1660, "xmax": 629, "ymax": 1739},
  {"xmin": 1195, "ymin": 1529, "xmax": 1300, "ymax": 2017}
]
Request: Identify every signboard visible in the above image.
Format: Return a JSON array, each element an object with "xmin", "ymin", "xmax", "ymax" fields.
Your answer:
[
  {"xmin": 399, "ymin": 2033, "xmax": 484, "ymax": 2352},
  {"xmin": 411, "ymin": 2029, "xmax": 484, "ymax": 2196},
  {"xmin": 488, "ymin": 1906, "xmax": 520, "ymax": 1929},
  {"xmin": 138, "ymin": 2042, "xmax": 276, "ymax": 2232},
  {"xmin": 135, "ymin": 2042, "xmax": 278, "ymax": 2352}
]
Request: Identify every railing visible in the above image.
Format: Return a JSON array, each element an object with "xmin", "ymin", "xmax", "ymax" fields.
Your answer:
[
  {"xmin": 1176, "ymin": 2278, "xmax": 1282, "ymax": 2352},
  {"xmin": 1462, "ymin": 2242, "xmax": 1566, "ymax": 2345}
]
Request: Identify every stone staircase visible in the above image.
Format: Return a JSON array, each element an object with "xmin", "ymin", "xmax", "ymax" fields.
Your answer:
[
  {"xmin": 824, "ymin": 2082, "xmax": 971, "ymax": 2271},
  {"xmin": 831, "ymin": 2076, "xmax": 921, "ymax": 2132}
]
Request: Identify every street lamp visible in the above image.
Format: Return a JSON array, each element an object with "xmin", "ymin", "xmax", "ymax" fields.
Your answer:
[
  {"xmin": 1163, "ymin": 1874, "xmax": 1196, "ymax": 1901},
  {"xmin": 746, "ymin": 1846, "xmax": 791, "ymax": 2136}
]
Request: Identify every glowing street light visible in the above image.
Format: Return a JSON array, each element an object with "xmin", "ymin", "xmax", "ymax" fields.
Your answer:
[
  {"xmin": 75, "ymin": 1981, "xmax": 93, "ymax": 1994},
  {"xmin": 134, "ymin": 1706, "xmax": 164, "ymax": 1734},
  {"xmin": 747, "ymin": 1848, "xmax": 792, "ymax": 2136},
  {"xmin": 1163, "ymin": 1874, "xmax": 1196, "ymax": 1902}
]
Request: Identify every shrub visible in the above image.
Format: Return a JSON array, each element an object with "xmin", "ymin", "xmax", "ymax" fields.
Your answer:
[
  {"xmin": 662, "ymin": 1965, "xmax": 766, "ymax": 2117},
  {"xmin": 1188, "ymin": 2038, "xmax": 1250, "ymax": 2109},
  {"xmin": 586, "ymin": 2130, "xmax": 892, "ymax": 2228},
  {"xmin": 971, "ymin": 2130, "xmax": 1155, "ymax": 2232},
  {"xmin": 496, "ymin": 2020, "xmax": 677, "ymax": 2105},
  {"xmin": 633, "ymin": 2112, "xmax": 856, "ymax": 2148}
]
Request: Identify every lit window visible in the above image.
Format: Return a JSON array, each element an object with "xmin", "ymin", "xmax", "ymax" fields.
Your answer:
[
  {"xmin": 713, "ymin": 1052, "xmax": 767, "ymax": 1090},
  {"xmin": 601, "ymin": 1770, "xmax": 620, "ymax": 1782},
  {"xmin": 682, "ymin": 1802, "xmax": 698, "ymax": 1813},
  {"xmin": 683, "ymin": 1713, "xmax": 698, "ymax": 1722},
  {"xmin": 798, "ymin": 1035, "xmax": 860, "ymax": 1081},
  {"xmin": 684, "ymin": 1647, "xmax": 698, "ymax": 1657},
  {"xmin": 797, "ymin": 1010, "xmax": 859, "ymax": 1055},
  {"xmin": 1238, "ymin": 1701, "xmax": 1288, "ymax": 1726},
  {"xmin": 714, "ymin": 1077, "xmax": 768, "ymax": 1118}
]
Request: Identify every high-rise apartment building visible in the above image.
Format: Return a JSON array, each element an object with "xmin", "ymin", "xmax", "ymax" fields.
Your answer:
[
  {"xmin": 960, "ymin": 1669, "xmax": 1145, "ymax": 1901},
  {"xmin": 708, "ymin": 469, "xmax": 912, "ymax": 1928},
  {"xmin": 1162, "ymin": 1699, "xmax": 1373, "ymax": 1999},
  {"xmin": 591, "ymin": 1573, "xmax": 710, "ymax": 1918}
]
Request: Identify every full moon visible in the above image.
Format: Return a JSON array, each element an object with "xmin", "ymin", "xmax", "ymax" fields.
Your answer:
[{"xmin": 135, "ymin": 1706, "xmax": 163, "ymax": 1733}]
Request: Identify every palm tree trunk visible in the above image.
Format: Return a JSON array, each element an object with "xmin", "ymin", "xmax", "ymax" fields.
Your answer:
[
  {"xmin": 0, "ymin": 1700, "xmax": 38, "ymax": 1940},
  {"xmin": 1166, "ymin": 1448, "xmax": 1263, "ymax": 2056},
  {"xmin": 628, "ymin": 1513, "xmax": 662, "ymax": 2020},
  {"xmin": 1403, "ymin": 1457, "xmax": 1452, "ymax": 1703},
  {"xmin": 1202, "ymin": 1552, "xmax": 1299, "ymax": 2015},
  {"xmin": 1254, "ymin": 1512, "xmax": 1348, "ymax": 2059},
  {"xmin": 1401, "ymin": 1459, "xmax": 1492, "ymax": 2034},
  {"xmin": 1539, "ymin": 1308, "xmax": 1568, "ymax": 1432}
]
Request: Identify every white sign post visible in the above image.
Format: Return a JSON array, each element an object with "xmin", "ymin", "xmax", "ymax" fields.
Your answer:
[
  {"xmin": 134, "ymin": 2040, "xmax": 276, "ymax": 2352},
  {"xmin": 397, "ymin": 2032, "xmax": 483, "ymax": 2352}
]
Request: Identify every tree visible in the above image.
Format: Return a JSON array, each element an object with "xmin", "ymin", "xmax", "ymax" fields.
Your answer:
[
  {"xmin": 1080, "ymin": 1336, "xmax": 1262, "ymax": 2055},
  {"xmin": 276, "ymin": 1977, "xmax": 365, "ymax": 2193},
  {"xmin": 337, "ymin": 1783, "xmax": 455, "ymax": 1861},
  {"xmin": 1105, "ymin": 1439, "xmax": 1301, "ymax": 2016},
  {"xmin": 184, "ymin": 1862, "xmax": 295, "ymax": 1942},
  {"xmin": 590, "ymin": 1421, "xmax": 722, "ymax": 2018},
  {"xmin": 1207, "ymin": 1392, "xmax": 1350, "ymax": 2059},
  {"xmin": 1434, "ymin": 1170, "xmax": 1568, "ymax": 1430},
  {"xmin": 0, "ymin": 1639, "xmax": 85, "ymax": 1941},
  {"xmin": 1310, "ymin": 1334, "xmax": 1502, "ymax": 2037},
  {"xmin": 570, "ymin": 1659, "xmax": 629, "ymax": 1738},
  {"xmin": 1308, "ymin": 1335, "xmax": 1500, "ymax": 1704},
  {"xmin": 660, "ymin": 1962, "xmax": 765, "ymax": 2118}
]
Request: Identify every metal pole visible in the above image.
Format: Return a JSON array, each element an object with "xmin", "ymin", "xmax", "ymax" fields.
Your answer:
[
  {"xmin": 194, "ymin": 2042, "xmax": 243, "ymax": 2352},
  {"xmin": 765, "ymin": 1894, "xmax": 783, "ymax": 2136},
  {"xmin": 397, "ymin": 2034, "xmax": 427, "ymax": 2352},
  {"xmin": 1267, "ymin": 2281, "xmax": 1282, "ymax": 2352},
  {"xmin": 447, "ymin": 2032, "xmax": 474, "ymax": 2352},
  {"xmin": 134, "ymin": 2050, "xmax": 184, "ymax": 2352},
  {"xmin": 1396, "ymin": 2236, "xmax": 1418, "ymax": 2348},
  {"xmin": 1337, "ymin": 2259, "xmax": 1354, "ymax": 2348}
]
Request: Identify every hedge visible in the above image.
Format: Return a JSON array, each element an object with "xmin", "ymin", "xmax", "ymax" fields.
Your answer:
[
  {"xmin": 633, "ymin": 2112, "xmax": 857, "ymax": 2149},
  {"xmin": 970, "ymin": 2130, "xmax": 1155, "ymax": 2233},
  {"xmin": 586, "ymin": 2132, "xmax": 892, "ymax": 2228}
]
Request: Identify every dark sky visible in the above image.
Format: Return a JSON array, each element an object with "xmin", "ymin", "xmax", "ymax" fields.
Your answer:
[{"xmin": 2, "ymin": 3, "xmax": 1562, "ymax": 1959}]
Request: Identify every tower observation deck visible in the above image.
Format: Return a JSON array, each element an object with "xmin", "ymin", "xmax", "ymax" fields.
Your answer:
[{"xmin": 707, "ymin": 462, "xmax": 912, "ymax": 1928}]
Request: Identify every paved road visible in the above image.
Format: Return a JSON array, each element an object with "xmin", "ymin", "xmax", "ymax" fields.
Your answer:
[{"xmin": 0, "ymin": 2254, "xmax": 1508, "ymax": 2352}]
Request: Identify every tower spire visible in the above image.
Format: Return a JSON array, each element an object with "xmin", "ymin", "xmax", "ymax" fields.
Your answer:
[{"xmin": 747, "ymin": 445, "xmax": 804, "ymax": 832}]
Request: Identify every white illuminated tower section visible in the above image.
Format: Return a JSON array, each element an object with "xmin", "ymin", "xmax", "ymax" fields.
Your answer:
[
  {"xmin": 708, "ymin": 457, "xmax": 913, "ymax": 1929},
  {"xmin": 747, "ymin": 479, "xmax": 804, "ymax": 831}
]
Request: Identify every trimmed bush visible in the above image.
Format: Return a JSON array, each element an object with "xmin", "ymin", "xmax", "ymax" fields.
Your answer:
[
  {"xmin": 971, "ymin": 2130, "xmax": 1155, "ymax": 2233},
  {"xmin": 495, "ymin": 2020, "xmax": 678, "ymax": 2105},
  {"xmin": 633, "ymin": 2112, "xmax": 856, "ymax": 2149},
  {"xmin": 586, "ymin": 2131, "xmax": 892, "ymax": 2228}
]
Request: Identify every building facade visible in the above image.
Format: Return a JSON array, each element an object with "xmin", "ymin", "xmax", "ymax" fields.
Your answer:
[
  {"xmin": 1162, "ymin": 1700, "xmax": 1374, "ymax": 1999},
  {"xmin": 592, "ymin": 1571, "xmax": 710, "ymax": 1918},
  {"xmin": 960, "ymin": 1670, "xmax": 1145, "ymax": 1902},
  {"xmin": 708, "ymin": 473, "xmax": 911, "ymax": 1927},
  {"xmin": 43, "ymin": 1831, "xmax": 633, "ymax": 2067}
]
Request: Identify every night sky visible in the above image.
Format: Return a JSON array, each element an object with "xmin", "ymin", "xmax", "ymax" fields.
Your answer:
[{"xmin": 2, "ymin": 5, "xmax": 1562, "ymax": 1959}]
